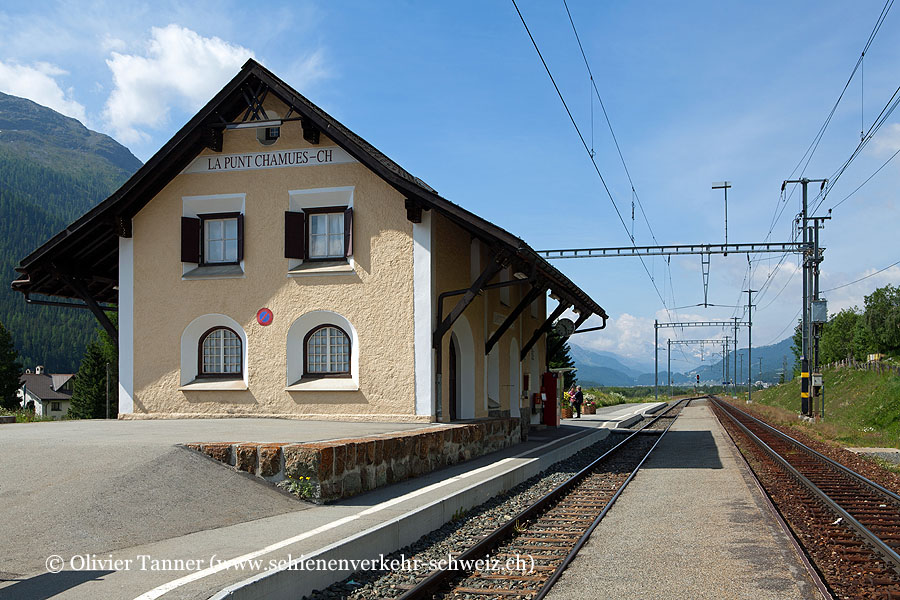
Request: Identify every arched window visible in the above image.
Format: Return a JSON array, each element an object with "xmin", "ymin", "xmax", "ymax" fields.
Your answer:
[
  {"xmin": 304, "ymin": 325, "xmax": 350, "ymax": 377},
  {"xmin": 198, "ymin": 327, "xmax": 242, "ymax": 377}
]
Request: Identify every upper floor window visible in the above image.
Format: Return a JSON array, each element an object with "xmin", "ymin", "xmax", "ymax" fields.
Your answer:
[
  {"xmin": 284, "ymin": 206, "xmax": 353, "ymax": 262},
  {"xmin": 199, "ymin": 327, "xmax": 242, "ymax": 378},
  {"xmin": 304, "ymin": 325, "xmax": 350, "ymax": 377},
  {"xmin": 309, "ymin": 211, "xmax": 344, "ymax": 259},
  {"xmin": 181, "ymin": 212, "xmax": 244, "ymax": 265},
  {"xmin": 203, "ymin": 214, "xmax": 239, "ymax": 264}
]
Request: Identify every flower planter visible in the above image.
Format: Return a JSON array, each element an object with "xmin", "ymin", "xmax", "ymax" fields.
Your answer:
[
  {"xmin": 561, "ymin": 407, "xmax": 573, "ymax": 419},
  {"xmin": 583, "ymin": 405, "xmax": 596, "ymax": 415}
]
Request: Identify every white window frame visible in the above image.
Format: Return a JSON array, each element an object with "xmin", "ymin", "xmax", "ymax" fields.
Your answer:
[
  {"xmin": 307, "ymin": 211, "xmax": 345, "ymax": 260},
  {"xmin": 202, "ymin": 216, "xmax": 239, "ymax": 265},
  {"xmin": 199, "ymin": 327, "xmax": 242, "ymax": 377},
  {"xmin": 305, "ymin": 325, "xmax": 351, "ymax": 376},
  {"xmin": 182, "ymin": 194, "xmax": 246, "ymax": 278},
  {"xmin": 286, "ymin": 310, "xmax": 359, "ymax": 391},
  {"xmin": 287, "ymin": 187, "xmax": 355, "ymax": 273}
]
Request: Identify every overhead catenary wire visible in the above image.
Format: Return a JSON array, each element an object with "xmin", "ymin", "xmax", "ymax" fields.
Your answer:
[
  {"xmin": 828, "ymin": 146, "xmax": 900, "ymax": 211},
  {"xmin": 768, "ymin": 307, "xmax": 802, "ymax": 346},
  {"xmin": 815, "ymin": 74, "xmax": 900, "ymax": 214},
  {"xmin": 822, "ymin": 259, "xmax": 900, "ymax": 292},
  {"xmin": 559, "ymin": 0, "xmax": 690, "ymax": 351},
  {"xmin": 751, "ymin": 0, "xmax": 894, "ymax": 289},
  {"xmin": 509, "ymin": 0, "xmax": 676, "ymax": 322}
]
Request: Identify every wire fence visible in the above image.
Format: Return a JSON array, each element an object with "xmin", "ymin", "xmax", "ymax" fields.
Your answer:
[{"xmin": 826, "ymin": 358, "xmax": 900, "ymax": 377}]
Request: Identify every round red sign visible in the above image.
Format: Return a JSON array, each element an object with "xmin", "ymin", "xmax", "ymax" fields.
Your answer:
[{"xmin": 256, "ymin": 308, "xmax": 274, "ymax": 326}]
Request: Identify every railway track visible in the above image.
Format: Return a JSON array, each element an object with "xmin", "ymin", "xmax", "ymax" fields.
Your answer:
[
  {"xmin": 710, "ymin": 396, "xmax": 900, "ymax": 599},
  {"xmin": 390, "ymin": 398, "xmax": 691, "ymax": 600}
]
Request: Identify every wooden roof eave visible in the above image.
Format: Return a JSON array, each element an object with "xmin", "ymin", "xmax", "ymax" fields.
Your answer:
[{"xmin": 13, "ymin": 59, "xmax": 606, "ymax": 320}]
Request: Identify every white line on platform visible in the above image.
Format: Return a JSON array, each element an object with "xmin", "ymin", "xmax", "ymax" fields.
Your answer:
[{"xmin": 133, "ymin": 429, "xmax": 586, "ymax": 600}]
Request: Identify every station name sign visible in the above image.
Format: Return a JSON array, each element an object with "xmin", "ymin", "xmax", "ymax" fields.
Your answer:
[{"xmin": 183, "ymin": 146, "xmax": 355, "ymax": 174}]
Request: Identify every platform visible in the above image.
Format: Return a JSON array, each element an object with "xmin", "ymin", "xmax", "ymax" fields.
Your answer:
[
  {"xmin": 563, "ymin": 400, "xmax": 667, "ymax": 428},
  {"xmin": 545, "ymin": 399, "xmax": 825, "ymax": 600},
  {"xmin": 0, "ymin": 416, "xmax": 612, "ymax": 600}
]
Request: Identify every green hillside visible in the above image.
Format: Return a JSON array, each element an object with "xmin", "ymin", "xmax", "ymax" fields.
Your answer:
[
  {"xmin": 0, "ymin": 92, "xmax": 141, "ymax": 372},
  {"xmin": 744, "ymin": 366, "xmax": 900, "ymax": 448}
]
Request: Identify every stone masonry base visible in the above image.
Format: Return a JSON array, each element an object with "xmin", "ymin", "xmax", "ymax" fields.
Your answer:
[{"xmin": 183, "ymin": 418, "xmax": 524, "ymax": 503}]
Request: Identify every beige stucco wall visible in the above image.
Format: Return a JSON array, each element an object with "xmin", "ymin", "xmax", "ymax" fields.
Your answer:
[
  {"xmin": 431, "ymin": 213, "xmax": 547, "ymax": 422},
  {"xmin": 130, "ymin": 96, "xmax": 421, "ymax": 420}
]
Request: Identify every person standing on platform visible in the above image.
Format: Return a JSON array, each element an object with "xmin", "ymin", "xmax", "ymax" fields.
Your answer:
[{"xmin": 572, "ymin": 385, "xmax": 584, "ymax": 418}]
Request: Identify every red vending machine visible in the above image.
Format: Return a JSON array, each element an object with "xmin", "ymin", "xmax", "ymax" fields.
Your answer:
[{"xmin": 542, "ymin": 372, "xmax": 559, "ymax": 427}]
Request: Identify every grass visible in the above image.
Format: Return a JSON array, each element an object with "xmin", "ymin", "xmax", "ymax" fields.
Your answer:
[
  {"xmin": 582, "ymin": 389, "xmax": 656, "ymax": 408},
  {"xmin": 0, "ymin": 407, "xmax": 55, "ymax": 423},
  {"xmin": 738, "ymin": 367, "xmax": 900, "ymax": 449}
]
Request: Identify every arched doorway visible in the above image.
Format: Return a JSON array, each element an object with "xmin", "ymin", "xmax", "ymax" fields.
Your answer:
[
  {"xmin": 509, "ymin": 338, "xmax": 520, "ymax": 418},
  {"xmin": 449, "ymin": 335, "xmax": 459, "ymax": 421},
  {"xmin": 450, "ymin": 315, "xmax": 476, "ymax": 419},
  {"xmin": 487, "ymin": 345, "xmax": 500, "ymax": 413}
]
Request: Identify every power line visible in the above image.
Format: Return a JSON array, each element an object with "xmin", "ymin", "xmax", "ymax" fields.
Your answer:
[
  {"xmin": 510, "ymin": 0, "xmax": 674, "ymax": 319},
  {"xmin": 754, "ymin": 0, "xmax": 893, "ymax": 274},
  {"xmin": 768, "ymin": 307, "xmax": 802, "ymax": 346},
  {"xmin": 815, "ymin": 78, "xmax": 900, "ymax": 213},
  {"xmin": 822, "ymin": 258, "xmax": 900, "ymax": 292},
  {"xmin": 829, "ymin": 146, "xmax": 900, "ymax": 211},
  {"xmin": 796, "ymin": 0, "xmax": 893, "ymax": 185},
  {"xmin": 560, "ymin": 0, "xmax": 659, "ymax": 246},
  {"xmin": 559, "ymin": 0, "xmax": 687, "ymax": 353}
]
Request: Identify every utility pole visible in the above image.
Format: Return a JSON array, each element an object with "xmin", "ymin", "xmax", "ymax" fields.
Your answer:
[
  {"xmin": 808, "ymin": 215, "xmax": 830, "ymax": 417},
  {"xmin": 739, "ymin": 353, "xmax": 744, "ymax": 397},
  {"xmin": 783, "ymin": 177, "xmax": 826, "ymax": 416},
  {"xmin": 724, "ymin": 335, "xmax": 730, "ymax": 389},
  {"xmin": 667, "ymin": 339, "xmax": 672, "ymax": 399},
  {"xmin": 759, "ymin": 357, "xmax": 763, "ymax": 377},
  {"xmin": 733, "ymin": 317, "xmax": 739, "ymax": 398},
  {"xmin": 745, "ymin": 289, "xmax": 755, "ymax": 403},
  {"xmin": 712, "ymin": 182, "xmax": 731, "ymax": 256},
  {"xmin": 654, "ymin": 319, "xmax": 659, "ymax": 401}
]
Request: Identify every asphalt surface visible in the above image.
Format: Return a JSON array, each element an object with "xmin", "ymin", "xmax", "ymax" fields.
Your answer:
[
  {"xmin": 0, "ymin": 419, "xmax": 431, "ymax": 583},
  {"xmin": 545, "ymin": 400, "xmax": 824, "ymax": 600},
  {"xmin": 0, "ymin": 405, "xmax": 658, "ymax": 600}
]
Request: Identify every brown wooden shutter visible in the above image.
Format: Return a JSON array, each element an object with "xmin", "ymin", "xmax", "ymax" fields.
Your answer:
[
  {"xmin": 181, "ymin": 216, "xmax": 200, "ymax": 263},
  {"xmin": 343, "ymin": 207, "xmax": 353, "ymax": 257},
  {"xmin": 236, "ymin": 213, "xmax": 245, "ymax": 261},
  {"xmin": 284, "ymin": 211, "xmax": 306, "ymax": 259}
]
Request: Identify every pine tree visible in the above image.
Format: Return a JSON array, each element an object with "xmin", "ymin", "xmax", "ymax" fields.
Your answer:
[
  {"xmin": 548, "ymin": 329, "xmax": 577, "ymax": 389},
  {"xmin": 0, "ymin": 320, "xmax": 23, "ymax": 410},
  {"xmin": 68, "ymin": 314, "xmax": 118, "ymax": 419}
]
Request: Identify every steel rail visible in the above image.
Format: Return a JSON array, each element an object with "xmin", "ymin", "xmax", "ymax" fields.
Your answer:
[
  {"xmin": 531, "ymin": 397, "xmax": 689, "ymax": 599},
  {"xmin": 395, "ymin": 397, "xmax": 695, "ymax": 600},
  {"xmin": 710, "ymin": 396, "xmax": 900, "ymax": 574},
  {"xmin": 713, "ymin": 400, "xmax": 835, "ymax": 600},
  {"xmin": 712, "ymin": 396, "xmax": 900, "ymax": 505}
]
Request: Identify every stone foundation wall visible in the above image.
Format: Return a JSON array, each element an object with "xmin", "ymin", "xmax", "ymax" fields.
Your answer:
[{"xmin": 184, "ymin": 418, "xmax": 522, "ymax": 503}]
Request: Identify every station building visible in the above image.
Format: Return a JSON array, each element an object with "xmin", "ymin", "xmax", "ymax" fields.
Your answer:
[{"xmin": 12, "ymin": 60, "xmax": 606, "ymax": 424}]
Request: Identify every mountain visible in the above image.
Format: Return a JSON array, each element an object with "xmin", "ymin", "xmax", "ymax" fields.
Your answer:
[
  {"xmin": 0, "ymin": 92, "xmax": 141, "ymax": 372},
  {"xmin": 685, "ymin": 337, "xmax": 795, "ymax": 385},
  {"xmin": 571, "ymin": 337, "xmax": 794, "ymax": 387}
]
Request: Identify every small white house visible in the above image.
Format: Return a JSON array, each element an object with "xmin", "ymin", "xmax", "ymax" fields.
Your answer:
[{"xmin": 19, "ymin": 366, "xmax": 74, "ymax": 419}]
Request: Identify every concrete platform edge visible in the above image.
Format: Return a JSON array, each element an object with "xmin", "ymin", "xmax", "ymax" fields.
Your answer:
[{"xmin": 210, "ymin": 427, "xmax": 611, "ymax": 600}]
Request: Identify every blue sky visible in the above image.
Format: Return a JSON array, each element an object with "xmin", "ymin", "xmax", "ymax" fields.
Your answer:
[{"xmin": 2, "ymin": 1, "xmax": 899, "ymax": 370}]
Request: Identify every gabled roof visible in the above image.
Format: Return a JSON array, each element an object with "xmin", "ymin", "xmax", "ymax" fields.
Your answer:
[
  {"xmin": 11, "ymin": 59, "xmax": 606, "ymax": 320},
  {"xmin": 20, "ymin": 373, "xmax": 73, "ymax": 401}
]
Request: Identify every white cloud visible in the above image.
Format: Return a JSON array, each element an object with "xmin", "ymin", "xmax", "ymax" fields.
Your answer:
[
  {"xmin": 102, "ymin": 24, "xmax": 255, "ymax": 143},
  {"xmin": 872, "ymin": 123, "xmax": 900, "ymax": 155},
  {"xmin": 572, "ymin": 312, "xmax": 657, "ymax": 359},
  {"xmin": 0, "ymin": 60, "xmax": 87, "ymax": 123},
  {"xmin": 822, "ymin": 265, "xmax": 900, "ymax": 315}
]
